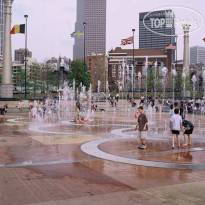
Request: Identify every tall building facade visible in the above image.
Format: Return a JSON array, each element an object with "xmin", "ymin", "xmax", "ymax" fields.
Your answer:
[
  {"xmin": 73, "ymin": 0, "xmax": 106, "ymax": 60},
  {"xmin": 0, "ymin": 0, "xmax": 5, "ymax": 56},
  {"xmin": 15, "ymin": 48, "xmax": 32, "ymax": 64},
  {"xmin": 139, "ymin": 10, "xmax": 175, "ymax": 60},
  {"xmin": 190, "ymin": 46, "xmax": 205, "ymax": 65},
  {"xmin": 86, "ymin": 54, "xmax": 107, "ymax": 92}
]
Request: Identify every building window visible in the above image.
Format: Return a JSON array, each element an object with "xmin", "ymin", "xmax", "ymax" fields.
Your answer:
[
  {"xmin": 118, "ymin": 65, "xmax": 122, "ymax": 78},
  {"xmin": 112, "ymin": 65, "xmax": 116, "ymax": 77}
]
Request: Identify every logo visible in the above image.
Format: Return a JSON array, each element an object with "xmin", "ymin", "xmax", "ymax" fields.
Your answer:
[{"xmin": 143, "ymin": 6, "xmax": 204, "ymax": 37}]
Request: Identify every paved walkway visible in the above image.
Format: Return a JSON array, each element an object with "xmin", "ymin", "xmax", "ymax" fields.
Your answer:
[{"xmin": 0, "ymin": 101, "xmax": 205, "ymax": 205}]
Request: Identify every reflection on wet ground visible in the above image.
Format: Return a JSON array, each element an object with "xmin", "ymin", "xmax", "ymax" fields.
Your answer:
[{"xmin": 0, "ymin": 102, "xmax": 205, "ymax": 204}]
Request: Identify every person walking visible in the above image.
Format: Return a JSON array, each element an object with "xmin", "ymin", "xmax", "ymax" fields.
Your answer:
[
  {"xmin": 170, "ymin": 108, "xmax": 183, "ymax": 149},
  {"xmin": 135, "ymin": 106, "xmax": 148, "ymax": 149}
]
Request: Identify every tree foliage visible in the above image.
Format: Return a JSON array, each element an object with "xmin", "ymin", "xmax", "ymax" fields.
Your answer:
[{"xmin": 67, "ymin": 60, "xmax": 91, "ymax": 90}]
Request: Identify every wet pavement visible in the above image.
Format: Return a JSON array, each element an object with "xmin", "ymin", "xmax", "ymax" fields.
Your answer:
[{"xmin": 0, "ymin": 101, "xmax": 205, "ymax": 205}]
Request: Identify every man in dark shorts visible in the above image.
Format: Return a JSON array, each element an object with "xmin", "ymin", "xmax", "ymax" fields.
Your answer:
[
  {"xmin": 170, "ymin": 108, "xmax": 183, "ymax": 149},
  {"xmin": 135, "ymin": 106, "xmax": 148, "ymax": 149},
  {"xmin": 182, "ymin": 120, "xmax": 194, "ymax": 147}
]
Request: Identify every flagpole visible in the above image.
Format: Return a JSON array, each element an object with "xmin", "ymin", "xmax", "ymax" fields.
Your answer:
[
  {"xmin": 83, "ymin": 22, "xmax": 86, "ymax": 86},
  {"xmin": 24, "ymin": 15, "xmax": 28, "ymax": 100},
  {"xmin": 175, "ymin": 35, "xmax": 178, "ymax": 70},
  {"xmin": 132, "ymin": 29, "xmax": 135, "ymax": 98}
]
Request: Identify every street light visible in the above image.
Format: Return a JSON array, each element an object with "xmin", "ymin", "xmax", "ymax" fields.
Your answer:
[
  {"xmin": 24, "ymin": 14, "xmax": 28, "ymax": 100},
  {"xmin": 83, "ymin": 22, "xmax": 86, "ymax": 86},
  {"xmin": 132, "ymin": 29, "xmax": 135, "ymax": 97},
  {"xmin": 175, "ymin": 35, "xmax": 178, "ymax": 70},
  {"xmin": 132, "ymin": 29, "xmax": 135, "ymax": 68}
]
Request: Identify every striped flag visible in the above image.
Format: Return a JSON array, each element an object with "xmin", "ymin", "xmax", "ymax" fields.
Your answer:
[
  {"xmin": 121, "ymin": 37, "xmax": 133, "ymax": 45},
  {"xmin": 10, "ymin": 24, "xmax": 25, "ymax": 34}
]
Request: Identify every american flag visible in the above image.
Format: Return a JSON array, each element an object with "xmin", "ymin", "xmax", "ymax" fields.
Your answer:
[{"xmin": 121, "ymin": 37, "xmax": 133, "ymax": 45}]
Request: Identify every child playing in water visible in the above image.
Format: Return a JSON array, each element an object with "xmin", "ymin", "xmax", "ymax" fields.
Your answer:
[
  {"xmin": 31, "ymin": 106, "xmax": 37, "ymax": 119},
  {"xmin": 170, "ymin": 108, "xmax": 183, "ymax": 149},
  {"xmin": 182, "ymin": 119, "xmax": 194, "ymax": 147},
  {"xmin": 76, "ymin": 108, "xmax": 82, "ymax": 124},
  {"xmin": 134, "ymin": 106, "xmax": 148, "ymax": 149}
]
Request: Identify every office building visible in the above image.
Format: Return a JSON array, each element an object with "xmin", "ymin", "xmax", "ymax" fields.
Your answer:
[
  {"xmin": 86, "ymin": 54, "xmax": 107, "ymax": 92},
  {"xmin": 190, "ymin": 46, "xmax": 205, "ymax": 65},
  {"xmin": 73, "ymin": 0, "xmax": 106, "ymax": 60},
  {"xmin": 15, "ymin": 48, "xmax": 32, "ymax": 64},
  {"xmin": 139, "ymin": 10, "xmax": 175, "ymax": 60}
]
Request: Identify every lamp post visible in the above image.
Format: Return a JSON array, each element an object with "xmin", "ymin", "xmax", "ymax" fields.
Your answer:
[
  {"xmin": 175, "ymin": 35, "xmax": 178, "ymax": 69},
  {"xmin": 171, "ymin": 65, "xmax": 177, "ymax": 102},
  {"xmin": 83, "ymin": 22, "xmax": 86, "ymax": 86},
  {"xmin": 132, "ymin": 29, "xmax": 135, "ymax": 67},
  {"xmin": 24, "ymin": 14, "xmax": 28, "ymax": 100},
  {"xmin": 132, "ymin": 29, "xmax": 135, "ymax": 97}
]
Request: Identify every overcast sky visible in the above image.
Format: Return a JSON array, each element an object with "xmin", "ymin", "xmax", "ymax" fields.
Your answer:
[{"xmin": 12, "ymin": 0, "xmax": 205, "ymax": 62}]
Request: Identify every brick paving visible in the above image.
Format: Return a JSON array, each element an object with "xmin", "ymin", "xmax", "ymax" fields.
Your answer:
[{"xmin": 0, "ymin": 101, "xmax": 205, "ymax": 204}]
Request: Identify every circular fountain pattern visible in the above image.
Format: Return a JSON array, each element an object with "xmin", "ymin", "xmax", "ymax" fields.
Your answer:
[
  {"xmin": 28, "ymin": 124, "xmax": 78, "ymax": 135},
  {"xmin": 7, "ymin": 118, "xmax": 29, "ymax": 123},
  {"xmin": 81, "ymin": 127, "xmax": 205, "ymax": 170},
  {"xmin": 28, "ymin": 123, "xmax": 135, "ymax": 135}
]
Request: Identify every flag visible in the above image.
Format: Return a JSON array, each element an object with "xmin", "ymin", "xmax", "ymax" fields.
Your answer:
[
  {"xmin": 121, "ymin": 37, "xmax": 133, "ymax": 45},
  {"xmin": 166, "ymin": 42, "xmax": 176, "ymax": 50},
  {"xmin": 71, "ymin": 30, "xmax": 84, "ymax": 39},
  {"xmin": 203, "ymin": 37, "xmax": 205, "ymax": 42},
  {"xmin": 10, "ymin": 24, "xmax": 25, "ymax": 34}
]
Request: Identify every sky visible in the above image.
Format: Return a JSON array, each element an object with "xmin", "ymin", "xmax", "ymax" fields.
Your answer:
[{"xmin": 11, "ymin": 0, "xmax": 205, "ymax": 62}]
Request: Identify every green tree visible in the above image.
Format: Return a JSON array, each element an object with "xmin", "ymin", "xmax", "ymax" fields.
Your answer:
[
  {"xmin": 147, "ymin": 66, "xmax": 155, "ymax": 92},
  {"xmin": 93, "ymin": 60, "xmax": 106, "ymax": 92},
  {"xmin": 29, "ymin": 63, "xmax": 41, "ymax": 96},
  {"xmin": 176, "ymin": 68, "xmax": 183, "ymax": 92},
  {"xmin": 67, "ymin": 60, "xmax": 91, "ymax": 90},
  {"xmin": 108, "ymin": 75, "xmax": 118, "ymax": 92},
  {"xmin": 15, "ymin": 66, "xmax": 25, "ymax": 93},
  {"xmin": 40, "ymin": 64, "xmax": 61, "ymax": 94},
  {"xmin": 155, "ymin": 71, "xmax": 162, "ymax": 92}
]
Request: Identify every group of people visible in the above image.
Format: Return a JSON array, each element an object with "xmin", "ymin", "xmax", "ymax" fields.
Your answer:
[
  {"xmin": 169, "ymin": 102, "xmax": 194, "ymax": 149},
  {"xmin": 75, "ymin": 99, "xmax": 98, "ymax": 124},
  {"xmin": 29, "ymin": 100, "xmax": 60, "ymax": 122},
  {"xmin": 134, "ymin": 99, "xmax": 195, "ymax": 150},
  {"xmin": 108, "ymin": 94, "xmax": 119, "ymax": 107},
  {"xmin": 167, "ymin": 98, "xmax": 205, "ymax": 114}
]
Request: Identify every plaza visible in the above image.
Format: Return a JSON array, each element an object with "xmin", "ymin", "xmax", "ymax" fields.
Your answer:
[
  {"xmin": 0, "ymin": 99, "xmax": 205, "ymax": 205},
  {"xmin": 0, "ymin": 0, "xmax": 205, "ymax": 204}
]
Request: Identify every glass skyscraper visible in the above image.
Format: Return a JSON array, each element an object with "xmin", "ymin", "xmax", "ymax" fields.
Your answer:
[
  {"xmin": 0, "ymin": 0, "xmax": 5, "ymax": 56},
  {"xmin": 73, "ymin": 0, "xmax": 106, "ymax": 60},
  {"xmin": 139, "ymin": 10, "xmax": 175, "ymax": 60}
]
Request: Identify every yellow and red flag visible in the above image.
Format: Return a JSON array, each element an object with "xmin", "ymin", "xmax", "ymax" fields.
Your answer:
[{"xmin": 10, "ymin": 24, "xmax": 25, "ymax": 35}]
